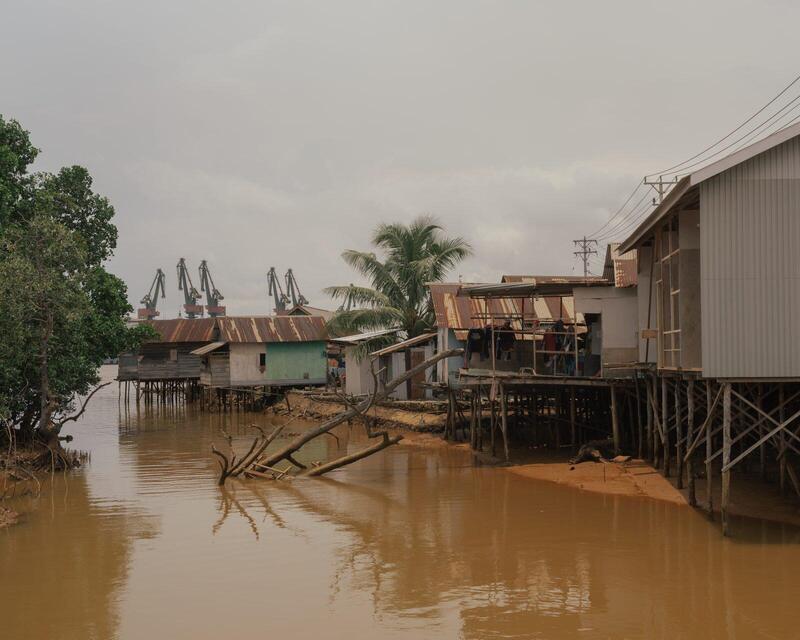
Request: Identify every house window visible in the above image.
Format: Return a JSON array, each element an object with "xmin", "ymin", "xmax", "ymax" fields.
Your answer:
[
  {"xmin": 169, "ymin": 348, "xmax": 177, "ymax": 362},
  {"xmin": 259, "ymin": 353, "xmax": 266, "ymax": 371}
]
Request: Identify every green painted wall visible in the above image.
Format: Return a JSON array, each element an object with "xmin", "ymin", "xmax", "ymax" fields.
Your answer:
[{"xmin": 264, "ymin": 341, "xmax": 327, "ymax": 384}]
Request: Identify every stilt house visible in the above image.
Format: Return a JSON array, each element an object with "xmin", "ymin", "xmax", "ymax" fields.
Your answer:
[
  {"xmin": 618, "ymin": 123, "xmax": 800, "ymax": 534},
  {"xmin": 194, "ymin": 316, "xmax": 329, "ymax": 388}
]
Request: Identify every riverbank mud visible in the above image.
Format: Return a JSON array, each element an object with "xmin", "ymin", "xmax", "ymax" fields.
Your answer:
[{"xmin": 282, "ymin": 391, "xmax": 448, "ymax": 432}]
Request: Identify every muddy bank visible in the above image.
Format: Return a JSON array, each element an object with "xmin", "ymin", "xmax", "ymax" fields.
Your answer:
[
  {"xmin": 508, "ymin": 455, "xmax": 687, "ymax": 505},
  {"xmin": 509, "ymin": 453, "xmax": 800, "ymax": 528},
  {"xmin": 282, "ymin": 391, "xmax": 448, "ymax": 433}
]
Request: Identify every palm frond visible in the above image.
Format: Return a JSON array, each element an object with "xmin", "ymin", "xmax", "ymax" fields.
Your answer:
[{"xmin": 323, "ymin": 285, "xmax": 391, "ymax": 308}]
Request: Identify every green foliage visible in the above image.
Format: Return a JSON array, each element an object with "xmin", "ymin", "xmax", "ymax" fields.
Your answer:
[
  {"xmin": 325, "ymin": 216, "xmax": 472, "ymax": 341},
  {"xmin": 0, "ymin": 115, "xmax": 151, "ymax": 434},
  {"xmin": 0, "ymin": 116, "xmax": 38, "ymax": 227}
]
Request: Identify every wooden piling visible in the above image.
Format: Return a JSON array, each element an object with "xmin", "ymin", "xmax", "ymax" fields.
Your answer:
[
  {"xmin": 610, "ymin": 385, "xmax": 620, "ymax": 454},
  {"xmin": 779, "ymin": 384, "xmax": 787, "ymax": 496},
  {"xmin": 721, "ymin": 382, "xmax": 732, "ymax": 537},
  {"xmin": 635, "ymin": 376, "xmax": 643, "ymax": 459},
  {"xmin": 676, "ymin": 379, "xmax": 683, "ymax": 490},
  {"xmin": 570, "ymin": 388, "xmax": 576, "ymax": 451},
  {"xmin": 500, "ymin": 383, "xmax": 509, "ymax": 462},
  {"xmin": 687, "ymin": 379, "xmax": 696, "ymax": 506},
  {"xmin": 662, "ymin": 377, "xmax": 670, "ymax": 477},
  {"xmin": 706, "ymin": 380, "xmax": 714, "ymax": 518}
]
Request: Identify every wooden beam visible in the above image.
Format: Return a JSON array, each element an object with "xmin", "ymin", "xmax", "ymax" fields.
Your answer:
[{"xmin": 721, "ymin": 383, "xmax": 731, "ymax": 537}]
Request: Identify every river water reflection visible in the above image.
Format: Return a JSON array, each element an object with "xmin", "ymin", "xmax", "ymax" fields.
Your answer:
[{"xmin": 3, "ymin": 367, "xmax": 800, "ymax": 639}]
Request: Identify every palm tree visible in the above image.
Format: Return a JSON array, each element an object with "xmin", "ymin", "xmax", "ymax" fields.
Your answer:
[{"xmin": 325, "ymin": 216, "xmax": 472, "ymax": 340}]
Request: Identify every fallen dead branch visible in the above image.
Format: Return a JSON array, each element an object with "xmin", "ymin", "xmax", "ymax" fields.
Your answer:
[{"xmin": 211, "ymin": 347, "xmax": 462, "ymax": 484}]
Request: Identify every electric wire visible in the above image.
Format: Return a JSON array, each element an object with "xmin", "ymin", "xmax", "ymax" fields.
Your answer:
[
  {"xmin": 594, "ymin": 190, "xmax": 654, "ymax": 242},
  {"xmin": 646, "ymin": 72, "xmax": 800, "ymax": 178},
  {"xmin": 585, "ymin": 180, "xmax": 647, "ymax": 239},
  {"xmin": 671, "ymin": 91, "xmax": 800, "ymax": 177}
]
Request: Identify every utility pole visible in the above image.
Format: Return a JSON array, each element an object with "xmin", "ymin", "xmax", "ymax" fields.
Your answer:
[
  {"xmin": 643, "ymin": 175, "xmax": 679, "ymax": 204},
  {"xmin": 573, "ymin": 236, "xmax": 598, "ymax": 278}
]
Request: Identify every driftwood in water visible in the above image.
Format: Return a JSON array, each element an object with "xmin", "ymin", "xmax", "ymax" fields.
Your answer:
[{"xmin": 211, "ymin": 348, "xmax": 463, "ymax": 484}]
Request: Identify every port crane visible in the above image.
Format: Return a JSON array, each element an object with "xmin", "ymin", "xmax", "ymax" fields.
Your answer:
[
  {"xmin": 267, "ymin": 267, "xmax": 290, "ymax": 313},
  {"xmin": 177, "ymin": 258, "xmax": 203, "ymax": 318},
  {"xmin": 284, "ymin": 268, "xmax": 309, "ymax": 307},
  {"xmin": 198, "ymin": 260, "xmax": 226, "ymax": 317},
  {"xmin": 137, "ymin": 268, "xmax": 166, "ymax": 320}
]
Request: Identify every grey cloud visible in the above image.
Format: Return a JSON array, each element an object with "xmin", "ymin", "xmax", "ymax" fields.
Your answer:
[{"xmin": 2, "ymin": 0, "xmax": 798, "ymax": 315}]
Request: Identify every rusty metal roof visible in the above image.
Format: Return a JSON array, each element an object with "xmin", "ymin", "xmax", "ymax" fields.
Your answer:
[
  {"xmin": 190, "ymin": 341, "xmax": 227, "ymax": 356},
  {"xmin": 370, "ymin": 332, "xmax": 436, "ymax": 357},
  {"xmin": 429, "ymin": 283, "xmax": 579, "ymax": 340},
  {"xmin": 216, "ymin": 316, "xmax": 328, "ymax": 343},
  {"xmin": 145, "ymin": 318, "xmax": 218, "ymax": 343},
  {"xmin": 501, "ymin": 275, "xmax": 606, "ymax": 285},
  {"xmin": 603, "ymin": 243, "xmax": 638, "ymax": 288}
]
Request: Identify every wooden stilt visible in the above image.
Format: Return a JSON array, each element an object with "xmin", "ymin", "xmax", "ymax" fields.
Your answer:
[
  {"xmin": 469, "ymin": 393, "xmax": 477, "ymax": 450},
  {"xmin": 662, "ymin": 377, "xmax": 670, "ymax": 477},
  {"xmin": 490, "ymin": 385, "xmax": 497, "ymax": 457},
  {"xmin": 687, "ymin": 379, "xmax": 696, "ymax": 506},
  {"xmin": 647, "ymin": 377, "xmax": 656, "ymax": 464},
  {"xmin": 500, "ymin": 383, "xmax": 509, "ymax": 462},
  {"xmin": 570, "ymin": 388, "xmax": 577, "ymax": 451},
  {"xmin": 635, "ymin": 376, "xmax": 643, "ymax": 459},
  {"xmin": 706, "ymin": 380, "xmax": 714, "ymax": 518},
  {"xmin": 676, "ymin": 379, "xmax": 684, "ymax": 490},
  {"xmin": 722, "ymin": 382, "xmax": 732, "ymax": 537},
  {"xmin": 477, "ymin": 386, "xmax": 483, "ymax": 451},
  {"xmin": 610, "ymin": 385, "xmax": 620, "ymax": 454},
  {"xmin": 758, "ymin": 385, "xmax": 766, "ymax": 481},
  {"xmin": 780, "ymin": 384, "xmax": 787, "ymax": 496}
]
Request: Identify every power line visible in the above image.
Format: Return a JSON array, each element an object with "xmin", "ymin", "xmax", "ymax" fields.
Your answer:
[
  {"xmin": 724, "ymin": 98, "xmax": 800, "ymax": 157},
  {"xmin": 671, "ymin": 91, "xmax": 800, "ymax": 177},
  {"xmin": 646, "ymin": 72, "xmax": 800, "ymax": 178},
  {"xmin": 597, "ymin": 198, "xmax": 657, "ymax": 242},
  {"xmin": 586, "ymin": 181, "xmax": 646, "ymax": 239},
  {"xmin": 594, "ymin": 190, "xmax": 654, "ymax": 242}
]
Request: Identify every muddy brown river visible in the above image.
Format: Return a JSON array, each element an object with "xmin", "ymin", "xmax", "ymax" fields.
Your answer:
[{"xmin": 3, "ymin": 367, "xmax": 800, "ymax": 639}]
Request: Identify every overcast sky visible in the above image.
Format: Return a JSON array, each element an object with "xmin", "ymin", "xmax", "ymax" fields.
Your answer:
[{"xmin": 2, "ymin": 1, "xmax": 798, "ymax": 316}]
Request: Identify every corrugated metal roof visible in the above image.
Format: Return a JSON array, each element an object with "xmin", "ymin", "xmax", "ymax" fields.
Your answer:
[
  {"xmin": 284, "ymin": 304, "xmax": 335, "ymax": 321},
  {"xmin": 329, "ymin": 328, "xmax": 402, "ymax": 345},
  {"xmin": 602, "ymin": 244, "xmax": 638, "ymax": 288},
  {"xmin": 462, "ymin": 279, "xmax": 607, "ymax": 298},
  {"xmin": 216, "ymin": 316, "xmax": 328, "ymax": 343},
  {"xmin": 145, "ymin": 318, "xmax": 217, "ymax": 343},
  {"xmin": 429, "ymin": 283, "xmax": 579, "ymax": 341},
  {"xmin": 370, "ymin": 332, "xmax": 436, "ymax": 357},
  {"xmin": 501, "ymin": 275, "xmax": 605, "ymax": 285}
]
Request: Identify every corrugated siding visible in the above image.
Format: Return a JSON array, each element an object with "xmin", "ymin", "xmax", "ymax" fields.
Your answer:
[
  {"xmin": 264, "ymin": 341, "xmax": 327, "ymax": 384},
  {"xmin": 700, "ymin": 136, "xmax": 800, "ymax": 378}
]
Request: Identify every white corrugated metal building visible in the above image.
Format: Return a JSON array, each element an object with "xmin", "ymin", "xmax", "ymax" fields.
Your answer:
[{"xmin": 620, "ymin": 122, "xmax": 800, "ymax": 379}]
